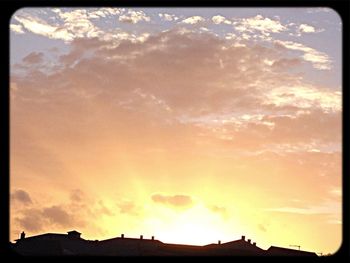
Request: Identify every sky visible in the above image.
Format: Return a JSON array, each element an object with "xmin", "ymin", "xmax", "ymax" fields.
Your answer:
[{"xmin": 10, "ymin": 7, "xmax": 342, "ymax": 255}]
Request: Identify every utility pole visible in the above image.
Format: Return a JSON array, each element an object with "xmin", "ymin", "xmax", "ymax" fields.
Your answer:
[{"xmin": 289, "ymin": 245, "xmax": 300, "ymax": 250}]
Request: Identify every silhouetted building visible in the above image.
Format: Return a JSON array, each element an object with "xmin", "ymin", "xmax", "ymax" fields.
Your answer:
[
  {"xmin": 11, "ymin": 230, "xmax": 318, "ymax": 256},
  {"xmin": 266, "ymin": 246, "xmax": 318, "ymax": 256},
  {"xmin": 67, "ymin": 230, "xmax": 81, "ymax": 239},
  {"xmin": 203, "ymin": 235, "xmax": 265, "ymax": 256}
]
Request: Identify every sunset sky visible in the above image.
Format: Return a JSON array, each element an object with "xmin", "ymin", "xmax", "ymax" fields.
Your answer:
[{"xmin": 10, "ymin": 7, "xmax": 342, "ymax": 254}]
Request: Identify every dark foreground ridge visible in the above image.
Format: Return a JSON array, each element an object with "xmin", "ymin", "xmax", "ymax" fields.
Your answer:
[{"xmin": 10, "ymin": 230, "xmax": 318, "ymax": 256}]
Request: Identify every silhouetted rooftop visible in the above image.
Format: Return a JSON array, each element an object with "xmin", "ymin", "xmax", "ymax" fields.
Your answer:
[
  {"xmin": 266, "ymin": 246, "xmax": 318, "ymax": 256},
  {"xmin": 11, "ymin": 230, "xmax": 318, "ymax": 256}
]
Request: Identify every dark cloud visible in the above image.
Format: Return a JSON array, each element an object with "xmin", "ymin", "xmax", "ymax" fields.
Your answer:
[
  {"xmin": 11, "ymin": 187, "xmax": 121, "ymax": 240},
  {"xmin": 15, "ymin": 209, "xmax": 43, "ymax": 232},
  {"xmin": 22, "ymin": 52, "xmax": 44, "ymax": 64},
  {"xmin": 263, "ymin": 109, "xmax": 341, "ymax": 143},
  {"xmin": 271, "ymin": 57, "xmax": 302, "ymax": 70},
  {"xmin": 152, "ymin": 194, "xmax": 193, "ymax": 207},
  {"xmin": 11, "ymin": 189, "xmax": 32, "ymax": 205},
  {"xmin": 42, "ymin": 205, "xmax": 73, "ymax": 227},
  {"xmin": 206, "ymin": 109, "xmax": 342, "ymax": 152}
]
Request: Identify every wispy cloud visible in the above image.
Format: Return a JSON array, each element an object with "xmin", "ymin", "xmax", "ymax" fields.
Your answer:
[
  {"xmin": 152, "ymin": 193, "xmax": 193, "ymax": 208},
  {"xmin": 263, "ymin": 84, "xmax": 341, "ymax": 112},
  {"xmin": 265, "ymin": 200, "xmax": 341, "ymax": 220},
  {"xmin": 22, "ymin": 52, "xmax": 44, "ymax": 64},
  {"xmin": 275, "ymin": 40, "xmax": 332, "ymax": 70},
  {"xmin": 13, "ymin": 13, "xmax": 74, "ymax": 42},
  {"xmin": 70, "ymin": 189, "xmax": 85, "ymax": 203},
  {"xmin": 117, "ymin": 200, "xmax": 140, "ymax": 216}
]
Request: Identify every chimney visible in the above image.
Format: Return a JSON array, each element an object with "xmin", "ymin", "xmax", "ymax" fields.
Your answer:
[
  {"xmin": 253, "ymin": 242, "xmax": 256, "ymax": 246},
  {"xmin": 247, "ymin": 239, "xmax": 251, "ymax": 244},
  {"xmin": 67, "ymin": 230, "xmax": 81, "ymax": 239},
  {"xmin": 140, "ymin": 235, "xmax": 143, "ymax": 240},
  {"xmin": 241, "ymin": 235, "xmax": 245, "ymax": 241},
  {"xmin": 151, "ymin": 236, "xmax": 154, "ymax": 240},
  {"xmin": 218, "ymin": 240, "xmax": 221, "ymax": 245},
  {"xmin": 20, "ymin": 231, "xmax": 25, "ymax": 240},
  {"xmin": 121, "ymin": 234, "xmax": 124, "ymax": 239}
]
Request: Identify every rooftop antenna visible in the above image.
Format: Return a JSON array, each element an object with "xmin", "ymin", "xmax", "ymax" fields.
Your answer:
[{"xmin": 289, "ymin": 245, "xmax": 300, "ymax": 250}]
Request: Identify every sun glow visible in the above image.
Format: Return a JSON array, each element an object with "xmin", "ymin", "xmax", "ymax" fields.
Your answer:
[{"xmin": 141, "ymin": 203, "xmax": 238, "ymax": 245}]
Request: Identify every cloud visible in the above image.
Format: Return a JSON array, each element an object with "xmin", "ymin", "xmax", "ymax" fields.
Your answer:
[
  {"xmin": 53, "ymin": 8, "xmax": 101, "ymax": 39},
  {"xmin": 119, "ymin": 10, "xmax": 150, "ymax": 24},
  {"xmin": 263, "ymin": 84, "xmax": 341, "ymax": 112},
  {"xmin": 70, "ymin": 189, "xmax": 84, "ymax": 202},
  {"xmin": 12, "ymin": 9, "xmax": 148, "ymax": 44},
  {"xmin": 265, "ymin": 200, "xmax": 341, "ymax": 217},
  {"xmin": 298, "ymin": 23, "xmax": 316, "ymax": 33},
  {"xmin": 208, "ymin": 205, "xmax": 227, "ymax": 218},
  {"xmin": 211, "ymin": 15, "xmax": 232, "ymax": 25},
  {"xmin": 13, "ymin": 12, "xmax": 74, "ymax": 42},
  {"xmin": 258, "ymin": 224, "xmax": 267, "ymax": 232},
  {"xmin": 117, "ymin": 200, "xmax": 139, "ymax": 216},
  {"xmin": 271, "ymin": 58, "xmax": 301, "ymax": 70},
  {"xmin": 22, "ymin": 52, "xmax": 44, "ymax": 64},
  {"xmin": 96, "ymin": 200, "xmax": 114, "ymax": 216},
  {"xmin": 10, "ymin": 24, "xmax": 24, "ymax": 34},
  {"xmin": 233, "ymin": 15, "xmax": 287, "ymax": 36},
  {"xmin": 11, "ymin": 190, "xmax": 117, "ymax": 240},
  {"xmin": 42, "ymin": 205, "xmax": 73, "ymax": 226},
  {"xmin": 274, "ymin": 39, "xmax": 332, "ymax": 70},
  {"xmin": 152, "ymin": 194, "xmax": 193, "ymax": 207},
  {"xmin": 159, "ymin": 13, "xmax": 179, "ymax": 21},
  {"xmin": 11, "ymin": 189, "xmax": 33, "ymax": 205},
  {"xmin": 181, "ymin": 16, "xmax": 205, "ymax": 24},
  {"xmin": 15, "ymin": 209, "xmax": 44, "ymax": 232}
]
